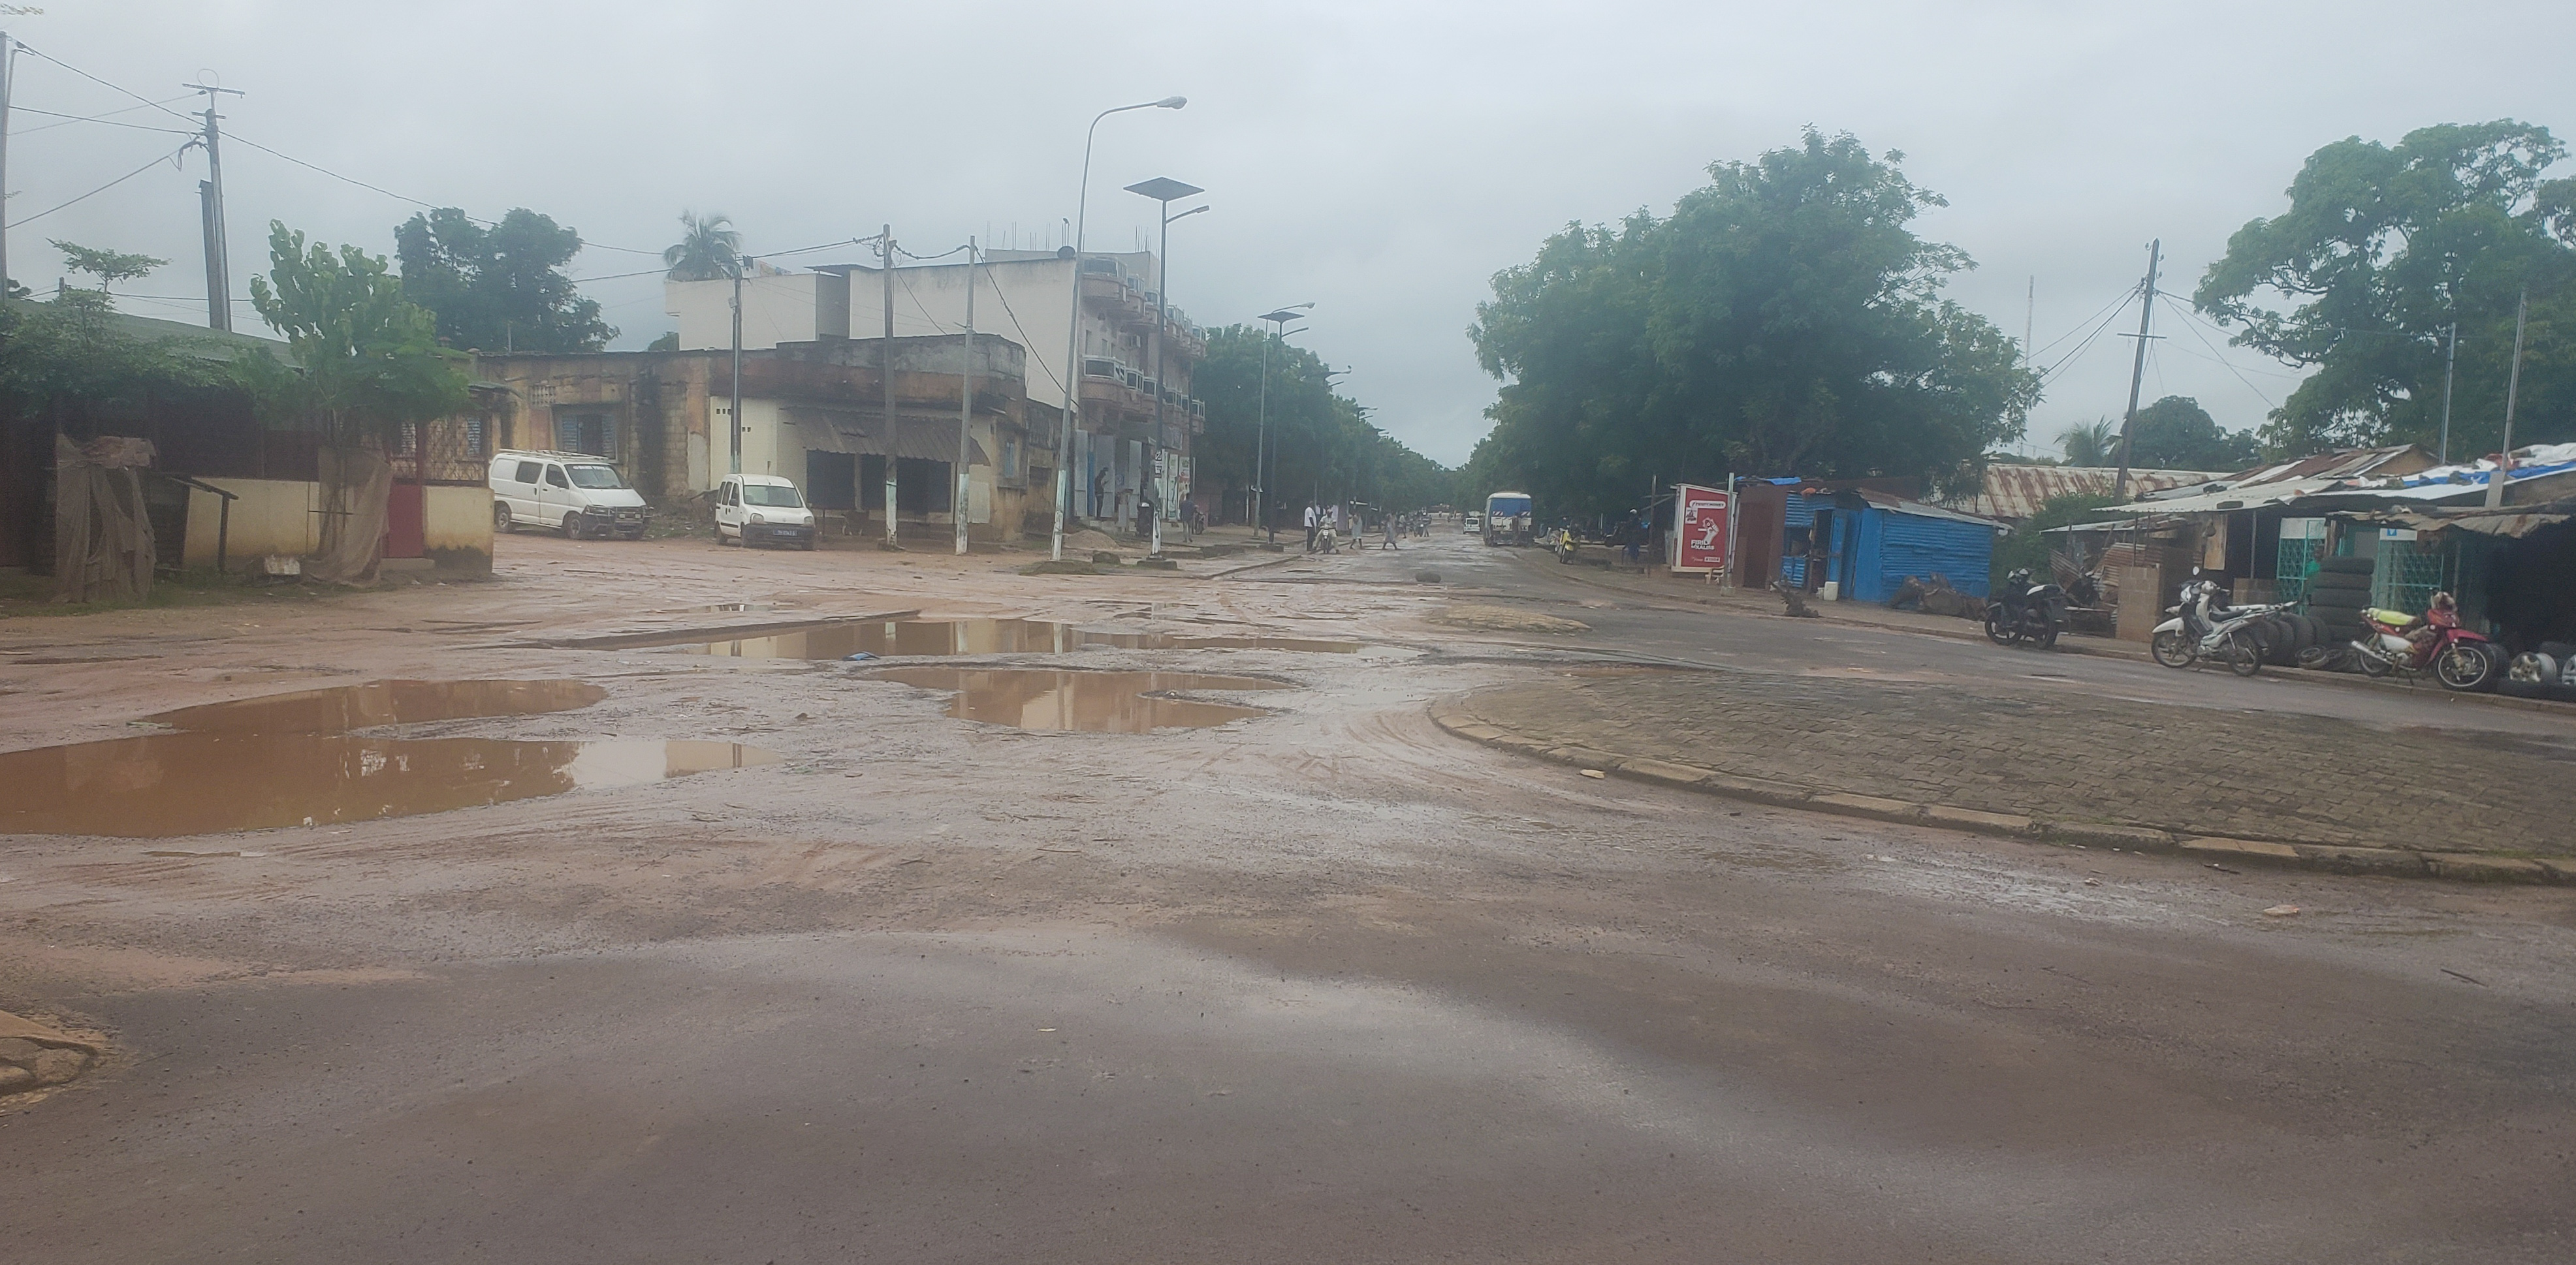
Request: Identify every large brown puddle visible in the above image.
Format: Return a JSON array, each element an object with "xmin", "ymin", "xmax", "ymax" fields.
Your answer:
[
  {"xmin": 873, "ymin": 667, "xmax": 1288, "ymax": 733},
  {"xmin": 2, "ymin": 679, "xmax": 775, "ymax": 839},
  {"xmin": 685, "ymin": 617, "xmax": 1357, "ymax": 660}
]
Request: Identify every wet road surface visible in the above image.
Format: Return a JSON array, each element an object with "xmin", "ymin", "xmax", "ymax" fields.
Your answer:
[{"xmin": 3, "ymin": 530, "xmax": 2573, "ymax": 1262}]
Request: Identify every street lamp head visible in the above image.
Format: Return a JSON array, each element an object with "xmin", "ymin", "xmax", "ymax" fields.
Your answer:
[
  {"xmin": 1167, "ymin": 204, "xmax": 1211, "ymax": 225},
  {"xmin": 1259, "ymin": 305, "xmax": 1313, "ymax": 324},
  {"xmin": 1154, "ymin": 95, "xmax": 1188, "ymax": 109},
  {"xmin": 1125, "ymin": 176, "xmax": 1205, "ymax": 204}
]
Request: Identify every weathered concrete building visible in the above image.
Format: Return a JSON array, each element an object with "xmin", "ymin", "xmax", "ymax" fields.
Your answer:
[
  {"xmin": 661, "ymin": 248, "xmax": 1205, "ymax": 537},
  {"xmin": 473, "ymin": 334, "xmax": 1053, "ymax": 541}
]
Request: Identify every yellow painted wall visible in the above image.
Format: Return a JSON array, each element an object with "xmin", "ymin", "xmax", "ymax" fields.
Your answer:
[
  {"xmin": 181, "ymin": 479, "xmax": 492, "ymax": 574},
  {"xmin": 183, "ymin": 479, "xmax": 319, "ymax": 567}
]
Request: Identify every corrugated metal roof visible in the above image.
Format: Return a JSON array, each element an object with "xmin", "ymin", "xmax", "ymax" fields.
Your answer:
[
  {"xmin": 1851, "ymin": 488, "xmax": 2010, "ymax": 531},
  {"xmin": 1950, "ymin": 465, "xmax": 2223, "ymax": 520}
]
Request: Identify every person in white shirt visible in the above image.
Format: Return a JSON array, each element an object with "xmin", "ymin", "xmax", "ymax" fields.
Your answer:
[{"xmin": 1303, "ymin": 504, "xmax": 1320, "ymax": 553}]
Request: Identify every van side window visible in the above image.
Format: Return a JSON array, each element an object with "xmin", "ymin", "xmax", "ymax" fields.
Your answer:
[
  {"xmin": 545, "ymin": 465, "xmax": 570, "ymax": 489},
  {"xmin": 724, "ymin": 483, "xmax": 739, "ymax": 507},
  {"xmin": 514, "ymin": 461, "xmax": 540, "ymax": 484}
]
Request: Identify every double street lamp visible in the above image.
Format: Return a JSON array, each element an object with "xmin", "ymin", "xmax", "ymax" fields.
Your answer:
[
  {"xmin": 1254, "ymin": 304, "xmax": 1313, "ymax": 539},
  {"xmin": 1126, "ymin": 176, "xmax": 1206, "ymax": 559},
  {"xmin": 1050, "ymin": 95, "xmax": 1186, "ymax": 563}
]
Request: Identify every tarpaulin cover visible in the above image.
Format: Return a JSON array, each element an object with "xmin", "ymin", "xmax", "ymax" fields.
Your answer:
[
  {"xmin": 52, "ymin": 435, "xmax": 156, "ymax": 604},
  {"xmin": 310, "ymin": 445, "xmax": 392, "ymax": 586}
]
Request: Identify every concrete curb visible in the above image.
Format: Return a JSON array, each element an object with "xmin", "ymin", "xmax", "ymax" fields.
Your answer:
[{"xmin": 1426, "ymin": 697, "xmax": 2575, "ymax": 886}]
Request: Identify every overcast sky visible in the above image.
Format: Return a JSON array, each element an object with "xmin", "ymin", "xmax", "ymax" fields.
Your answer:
[{"xmin": 7, "ymin": 1, "xmax": 2568, "ymax": 466}]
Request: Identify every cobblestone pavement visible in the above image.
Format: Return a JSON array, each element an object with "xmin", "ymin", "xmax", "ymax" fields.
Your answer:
[{"xmin": 1461, "ymin": 666, "xmax": 2576, "ymax": 855}]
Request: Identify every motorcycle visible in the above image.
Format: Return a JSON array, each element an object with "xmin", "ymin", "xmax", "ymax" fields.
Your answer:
[
  {"xmin": 2345, "ymin": 603, "xmax": 2498, "ymax": 691},
  {"xmin": 2151, "ymin": 576, "xmax": 2293, "ymax": 677},
  {"xmin": 1984, "ymin": 568, "xmax": 2071, "ymax": 649}
]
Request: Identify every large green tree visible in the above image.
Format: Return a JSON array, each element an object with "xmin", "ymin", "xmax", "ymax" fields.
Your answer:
[
  {"xmin": 395, "ymin": 207, "xmax": 614, "ymax": 353},
  {"xmin": 2124, "ymin": 396, "xmax": 2259, "ymax": 470},
  {"xmin": 1193, "ymin": 325, "xmax": 1453, "ymax": 521},
  {"xmin": 1466, "ymin": 131, "xmax": 2036, "ymax": 514},
  {"xmin": 2195, "ymin": 120, "xmax": 2575, "ymax": 456}
]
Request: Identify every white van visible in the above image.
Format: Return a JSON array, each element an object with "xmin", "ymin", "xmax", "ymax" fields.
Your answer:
[
  {"xmin": 490, "ymin": 450, "xmax": 652, "ymax": 540},
  {"xmin": 712, "ymin": 473, "xmax": 817, "ymax": 550}
]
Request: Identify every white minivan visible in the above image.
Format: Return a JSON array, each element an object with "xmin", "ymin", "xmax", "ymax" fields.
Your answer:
[
  {"xmin": 490, "ymin": 450, "xmax": 652, "ymax": 540},
  {"xmin": 712, "ymin": 473, "xmax": 817, "ymax": 550}
]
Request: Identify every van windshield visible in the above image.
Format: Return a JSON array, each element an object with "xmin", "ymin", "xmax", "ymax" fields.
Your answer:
[
  {"xmin": 567, "ymin": 465, "xmax": 626, "ymax": 489},
  {"xmin": 741, "ymin": 483, "xmax": 804, "ymax": 508}
]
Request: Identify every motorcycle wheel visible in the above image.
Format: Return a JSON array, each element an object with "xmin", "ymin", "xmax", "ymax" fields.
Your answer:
[
  {"xmin": 2031, "ymin": 621, "xmax": 2060, "ymax": 650},
  {"xmin": 2356, "ymin": 647, "xmax": 2393, "ymax": 678},
  {"xmin": 2437, "ymin": 644, "xmax": 2497, "ymax": 692},
  {"xmin": 2225, "ymin": 628, "xmax": 2265, "ymax": 678},
  {"xmin": 1984, "ymin": 608, "xmax": 2016, "ymax": 646},
  {"xmin": 2151, "ymin": 629, "xmax": 2195, "ymax": 668}
]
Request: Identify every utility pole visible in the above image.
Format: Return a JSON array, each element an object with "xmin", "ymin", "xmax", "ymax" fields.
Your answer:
[
  {"xmin": 185, "ymin": 81, "xmax": 245, "ymax": 332},
  {"xmin": 880, "ymin": 225, "xmax": 898, "ymax": 548},
  {"xmin": 729, "ymin": 255, "xmax": 744, "ymax": 476},
  {"xmin": 956, "ymin": 238, "xmax": 975, "ymax": 557},
  {"xmin": 2437, "ymin": 320, "xmax": 2458, "ymax": 464},
  {"xmin": 2485, "ymin": 286, "xmax": 2529, "ymax": 510},
  {"xmin": 2111, "ymin": 239, "xmax": 2161, "ymax": 501},
  {"xmin": 0, "ymin": 31, "xmax": 16, "ymax": 294}
]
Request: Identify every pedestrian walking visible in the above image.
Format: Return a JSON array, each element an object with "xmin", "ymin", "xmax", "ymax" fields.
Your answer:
[
  {"xmin": 1382, "ymin": 513, "xmax": 1399, "ymax": 550},
  {"xmin": 1303, "ymin": 503, "xmax": 1320, "ymax": 553}
]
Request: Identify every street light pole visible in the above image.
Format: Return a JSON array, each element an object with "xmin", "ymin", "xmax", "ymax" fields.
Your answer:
[
  {"xmin": 957, "ymin": 238, "xmax": 976, "ymax": 557},
  {"xmin": 1254, "ymin": 304, "xmax": 1313, "ymax": 539},
  {"xmin": 1126, "ymin": 181, "xmax": 1205, "ymax": 559},
  {"xmin": 1051, "ymin": 96, "xmax": 1186, "ymax": 563}
]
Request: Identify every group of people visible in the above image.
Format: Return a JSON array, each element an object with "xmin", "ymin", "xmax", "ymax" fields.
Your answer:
[{"xmin": 1297, "ymin": 503, "xmax": 1405, "ymax": 554}]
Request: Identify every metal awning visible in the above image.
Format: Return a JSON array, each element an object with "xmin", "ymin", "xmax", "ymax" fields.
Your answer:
[{"xmin": 2343, "ymin": 499, "xmax": 2576, "ymax": 539}]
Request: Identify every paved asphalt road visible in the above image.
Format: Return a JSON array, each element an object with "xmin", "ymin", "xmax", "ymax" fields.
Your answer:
[{"xmin": 5, "ymin": 531, "xmax": 2573, "ymax": 1264}]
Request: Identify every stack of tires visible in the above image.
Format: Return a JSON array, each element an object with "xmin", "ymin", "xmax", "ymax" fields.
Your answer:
[
  {"xmin": 2252, "ymin": 610, "xmax": 2327, "ymax": 666},
  {"xmin": 2302, "ymin": 557, "xmax": 2376, "ymax": 651}
]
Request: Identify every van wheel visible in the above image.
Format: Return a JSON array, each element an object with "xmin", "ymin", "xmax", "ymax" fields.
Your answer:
[
  {"xmin": 493, "ymin": 502, "xmax": 514, "ymax": 533},
  {"xmin": 562, "ymin": 514, "xmax": 583, "ymax": 540}
]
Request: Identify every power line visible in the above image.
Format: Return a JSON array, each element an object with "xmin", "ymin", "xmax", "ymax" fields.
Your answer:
[
  {"xmin": 5, "ymin": 138, "xmax": 197, "ymax": 230},
  {"xmin": 11, "ymin": 42, "xmax": 197, "ymax": 123},
  {"xmin": 2027, "ymin": 283, "xmax": 2139, "ymax": 362},
  {"xmin": 10, "ymin": 102, "xmax": 196, "ymax": 136}
]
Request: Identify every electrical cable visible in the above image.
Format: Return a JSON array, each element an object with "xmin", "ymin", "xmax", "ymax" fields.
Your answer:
[
  {"xmin": 10, "ymin": 103, "xmax": 197, "ymax": 136},
  {"xmin": 5, "ymin": 138, "xmax": 197, "ymax": 230},
  {"xmin": 11, "ymin": 43, "xmax": 197, "ymax": 123},
  {"xmin": 2026, "ymin": 283, "xmax": 2140, "ymax": 361},
  {"xmin": 2035, "ymin": 289, "xmax": 2140, "ymax": 390}
]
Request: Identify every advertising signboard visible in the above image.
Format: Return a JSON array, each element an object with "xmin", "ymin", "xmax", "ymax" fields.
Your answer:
[{"xmin": 1672, "ymin": 482, "xmax": 1730, "ymax": 574}]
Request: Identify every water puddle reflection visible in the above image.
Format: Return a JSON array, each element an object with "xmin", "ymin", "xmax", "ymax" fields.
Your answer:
[
  {"xmin": 686, "ymin": 617, "xmax": 1356, "ymax": 660},
  {"xmin": 873, "ymin": 667, "xmax": 1288, "ymax": 732},
  {"xmin": 1, "ymin": 736, "xmax": 776, "ymax": 837},
  {"xmin": 4, "ymin": 678, "xmax": 774, "ymax": 838}
]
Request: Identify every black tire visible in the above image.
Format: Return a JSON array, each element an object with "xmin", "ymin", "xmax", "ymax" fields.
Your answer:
[
  {"xmin": 2314, "ymin": 556, "xmax": 2376, "ymax": 575},
  {"xmin": 2436, "ymin": 642, "xmax": 2498, "ymax": 692},
  {"xmin": 493, "ymin": 501, "xmax": 515, "ymax": 533},
  {"xmin": 2298, "ymin": 614, "xmax": 2329, "ymax": 648},
  {"xmin": 2304, "ymin": 579, "xmax": 2372, "ymax": 601},
  {"xmin": 2295, "ymin": 644, "xmax": 2338, "ymax": 670},
  {"xmin": 562, "ymin": 514, "xmax": 583, "ymax": 540},
  {"xmin": 2263, "ymin": 616, "xmax": 2302, "ymax": 665},
  {"xmin": 2503, "ymin": 652, "xmax": 2555, "ymax": 698},
  {"xmin": 1984, "ymin": 606, "xmax": 2016, "ymax": 646},
  {"xmin": 2152, "ymin": 629, "xmax": 2196, "ymax": 668},
  {"xmin": 2225, "ymin": 628, "xmax": 2265, "ymax": 677}
]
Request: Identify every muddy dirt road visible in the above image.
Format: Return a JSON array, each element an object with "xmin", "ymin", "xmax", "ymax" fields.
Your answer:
[{"xmin": 4, "ymin": 529, "xmax": 2573, "ymax": 1262}]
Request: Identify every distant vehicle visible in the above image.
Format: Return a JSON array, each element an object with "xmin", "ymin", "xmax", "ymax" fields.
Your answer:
[
  {"xmin": 1483, "ymin": 492, "xmax": 1534, "ymax": 546},
  {"xmin": 490, "ymin": 450, "xmax": 650, "ymax": 540},
  {"xmin": 712, "ymin": 473, "xmax": 817, "ymax": 550}
]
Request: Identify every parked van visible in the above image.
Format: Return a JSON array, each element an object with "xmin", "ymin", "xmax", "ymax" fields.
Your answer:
[
  {"xmin": 489, "ymin": 450, "xmax": 651, "ymax": 539},
  {"xmin": 713, "ymin": 473, "xmax": 817, "ymax": 550}
]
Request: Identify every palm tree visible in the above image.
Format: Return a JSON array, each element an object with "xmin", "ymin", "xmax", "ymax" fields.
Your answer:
[
  {"xmin": 663, "ymin": 211, "xmax": 741, "ymax": 282},
  {"xmin": 2058, "ymin": 418, "xmax": 2119, "ymax": 467}
]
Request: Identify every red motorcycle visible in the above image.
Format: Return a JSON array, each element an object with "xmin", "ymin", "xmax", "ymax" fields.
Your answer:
[{"xmin": 2345, "ymin": 594, "xmax": 2498, "ymax": 692}]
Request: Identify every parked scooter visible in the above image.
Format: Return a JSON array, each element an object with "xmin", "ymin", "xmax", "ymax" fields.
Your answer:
[
  {"xmin": 1983, "ymin": 568, "xmax": 2071, "ymax": 649},
  {"xmin": 2344, "ymin": 593, "xmax": 2498, "ymax": 691},
  {"xmin": 2150, "ymin": 574, "xmax": 2293, "ymax": 677}
]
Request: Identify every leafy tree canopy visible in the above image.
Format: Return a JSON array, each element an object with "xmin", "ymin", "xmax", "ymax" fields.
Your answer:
[
  {"xmin": 395, "ymin": 207, "xmax": 614, "ymax": 353},
  {"xmin": 1995, "ymin": 492, "xmax": 2117, "ymax": 575},
  {"xmin": 2123, "ymin": 396, "xmax": 2259, "ymax": 470},
  {"xmin": 1194, "ymin": 325, "xmax": 1453, "ymax": 518},
  {"xmin": 2195, "ymin": 120, "xmax": 2576, "ymax": 456},
  {"xmin": 0, "ymin": 288, "xmax": 225, "ymax": 403},
  {"xmin": 50, "ymin": 240, "xmax": 167, "ymax": 287},
  {"xmin": 248, "ymin": 221, "xmax": 471, "ymax": 446},
  {"xmin": 1465, "ymin": 130, "xmax": 2037, "ymax": 515}
]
